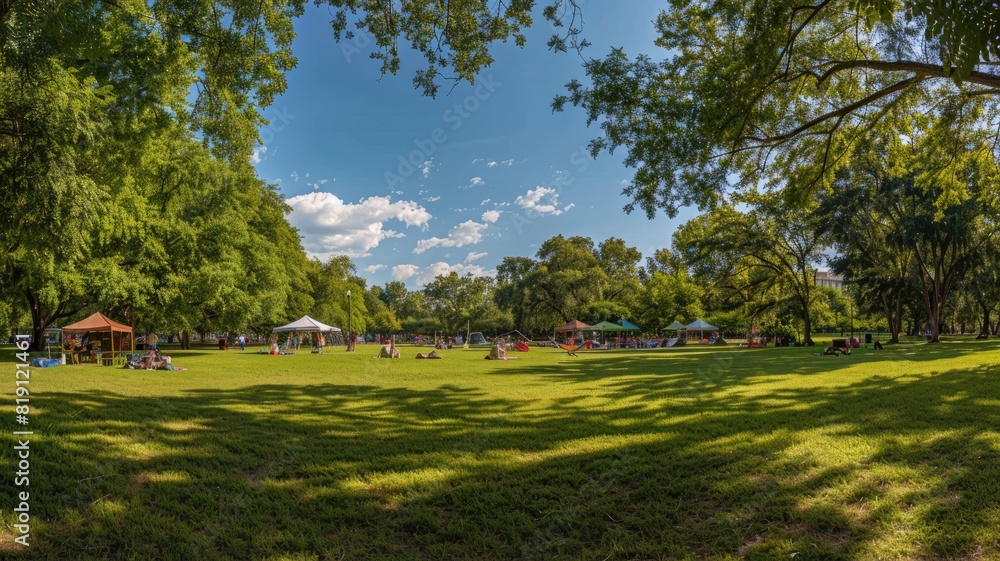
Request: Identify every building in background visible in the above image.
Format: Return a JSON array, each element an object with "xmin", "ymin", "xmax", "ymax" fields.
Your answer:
[{"xmin": 815, "ymin": 270, "xmax": 845, "ymax": 291}]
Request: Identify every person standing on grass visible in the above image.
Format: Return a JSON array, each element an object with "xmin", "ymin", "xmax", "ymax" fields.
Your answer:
[
  {"xmin": 317, "ymin": 334, "xmax": 325, "ymax": 354},
  {"xmin": 238, "ymin": 334, "xmax": 246, "ymax": 351}
]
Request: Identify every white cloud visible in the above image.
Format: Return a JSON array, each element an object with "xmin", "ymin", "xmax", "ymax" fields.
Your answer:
[
  {"xmin": 461, "ymin": 177, "xmax": 485, "ymax": 189},
  {"xmin": 287, "ymin": 192, "xmax": 432, "ymax": 259},
  {"xmin": 465, "ymin": 251, "xmax": 488, "ymax": 263},
  {"xmin": 365, "ymin": 264, "xmax": 387, "ymax": 274},
  {"xmin": 421, "ymin": 160, "xmax": 433, "ymax": 178},
  {"xmin": 413, "ymin": 220, "xmax": 487, "ymax": 254},
  {"xmin": 251, "ymin": 145, "xmax": 268, "ymax": 164},
  {"xmin": 308, "ymin": 178, "xmax": 330, "ymax": 191},
  {"xmin": 514, "ymin": 186, "xmax": 574, "ymax": 216},
  {"xmin": 426, "ymin": 196, "xmax": 441, "ymax": 202},
  {"xmin": 487, "ymin": 161, "xmax": 498, "ymax": 168},
  {"xmin": 481, "ymin": 210, "xmax": 500, "ymax": 223},
  {"xmin": 416, "ymin": 262, "xmax": 497, "ymax": 286},
  {"xmin": 480, "ymin": 198, "xmax": 491, "ymax": 206},
  {"xmin": 392, "ymin": 264, "xmax": 420, "ymax": 281},
  {"xmin": 472, "ymin": 158, "xmax": 484, "ymax": 164},
  {"xmin": 291, "ymin": 171, "xmax": 299, "ymax": 182},
  {"xmin": 501, "ymin": 159, "xmax": 514, "ymax": 166}
]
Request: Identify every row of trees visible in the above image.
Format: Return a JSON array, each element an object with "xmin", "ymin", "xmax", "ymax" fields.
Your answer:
[{"xmin": 3, "ymin": 1, "xmax": 998, "ymax": 347}]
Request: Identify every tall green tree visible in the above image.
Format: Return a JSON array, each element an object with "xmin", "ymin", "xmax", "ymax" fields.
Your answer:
[
  {"xmin": 821, "ymin": 115, "xmax": 1000, "ymax": 342},
  {"xmin": 513, "ymin": 236, "xmax": 608, "ymax": 329},
  {"xmin": 309, "ymin": 256, "xmax": 368, "ymax": 335},
  {"xmin": 674, "ymin": 192, "xmax": 828, "ymax": 344},
  {"xmin": 424, "ymin": 273, "xmax": 499, "ymax": 336},
  {"xmin": 634, "ymin": 271, "xmax": 704, "ymax": 331},
  {"xmin": 553, "ymin": 0, "xmax": 1000, "ymax": 218}
]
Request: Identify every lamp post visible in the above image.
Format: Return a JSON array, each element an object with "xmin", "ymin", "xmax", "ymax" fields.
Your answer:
[
  {"xmin": 346, "ymin": 289, "xmax": 352, "ymax": 340},
  {"xmin": 849, "ymin": 300, "xmax": 854, "ymax": 341}
]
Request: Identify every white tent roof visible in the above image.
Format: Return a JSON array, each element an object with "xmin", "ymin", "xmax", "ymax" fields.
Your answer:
[
  {"xmin": 272, "ymin": 315, "xmax": 342, "ymax": 333},
  {"xmin": 685, "ymin": 319, "xmax": 717, "ymax": 330}
]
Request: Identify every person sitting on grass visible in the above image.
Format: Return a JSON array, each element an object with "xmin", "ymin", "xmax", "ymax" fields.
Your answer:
[
  {"xmin": 486, "ymin": 337, "xmax": 518, "ymax": 360},
  {"xmin": 377, "ymin": 338, "xmax": 400, "ymax": 358},
  {"xmin": 416, "ymin": 350, "xmax": 441, "ymax": 359},
  {"xmin": 819, "ymin": 344, "xmax": 851, "ymax": 356}
]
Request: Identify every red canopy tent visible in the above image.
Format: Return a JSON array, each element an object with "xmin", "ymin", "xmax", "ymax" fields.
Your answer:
[
  {"xmin": 553, "ymin": 319, "xmax": 590, "ymax": 343},
  {"xmin": 62, "ymin": 313, "xmax": 135, "ymax": 365}
]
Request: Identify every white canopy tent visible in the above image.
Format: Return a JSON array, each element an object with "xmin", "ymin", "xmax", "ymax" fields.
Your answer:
[
  {"xmin": 273, "ymin": 315, "xmax": 341, "ymax": 333},
  {"xmin": 272, "ymin": 315, "xmax": 344, "ymax": 348},
  {"xmin": 684, "ymin": 319, "xmax": 718, "ymax": 343}
]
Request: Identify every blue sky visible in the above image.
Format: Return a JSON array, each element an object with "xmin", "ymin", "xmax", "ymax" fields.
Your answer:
[{"xmin": 253, "ymin": 1, "xmax": 695, "ymax": 288}]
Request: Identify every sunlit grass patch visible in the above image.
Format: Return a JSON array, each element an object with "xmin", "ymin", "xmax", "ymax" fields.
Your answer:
[{"xmin": 1, "ymin": 339, "xmax": 999, "ymax": 559}]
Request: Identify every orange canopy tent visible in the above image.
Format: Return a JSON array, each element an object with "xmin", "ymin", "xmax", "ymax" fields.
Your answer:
[
  {"xmin": 553, "ymin": 319, "xmax": 590, "ymax": 341},
  {"xmin": 62, "ymin": 313, "xmax": 135, "ymax": 365}
]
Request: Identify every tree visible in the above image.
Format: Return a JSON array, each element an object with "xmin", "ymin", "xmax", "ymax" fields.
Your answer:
[
  {"xmin": 369, "ymin": 310, "xmax": 402, "ymax": 336},
  {"xmin": 494, "ymin": 256, "xmax": 538, "ymax": 331},
  {"xmin": 522, "ymin": 236, "xmax": 608, "ymax": 325},
  {"xmin": 817, "ymin": 133, "xmax": 918, "ymax": 343},
  {"xmin": 380, "ymin": 281, "xmax": 409, "ymax": 314},
  {"xmin": 397, "ymin": 291, "xmax": 437, "ymax": 334},
  {"xmin": 821, "ymin": 114, "xmax": 1000, "ymax": 342},
  {"xmin": 424, "ymin": 273, "xmax": 495, "ymax": 335},
  {"xmin": 579, "ymin": 300, "xmax": 632, "ymax": 325},
  {"xmin": 309, "ymin": 256, "xmax": 368, "ymax": 334},
  {"xmin": 596, "ymin": 237, "xmax": 642, "ymax": 303},
  {"xmin": 553, "ymin": 0, "xmax": 1000, "ymax": 218},
  {"xmin": 633, "ymin": 271, "xmax": 704, "ymax": 331},
  {"xmin": 674, "ymin": 191, "xmax": 828, "ymax": 344},
  {"xmin": 964, "ymin": 235, "xmax": 1000, "ymax": 338}
]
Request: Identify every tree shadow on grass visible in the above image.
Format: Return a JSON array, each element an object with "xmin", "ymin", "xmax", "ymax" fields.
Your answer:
[
  {"xmin": 2, "ymin": 360, "xmax": 1000, "ymax": 559},
  {"xmin": 505, "ymin": 340, "xmax": 1000, "ymax": 401}
]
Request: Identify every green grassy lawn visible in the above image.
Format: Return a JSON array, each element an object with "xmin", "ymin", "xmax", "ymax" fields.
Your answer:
[{"xmin": 3, "ymin": 339, "xmax": 1000, "ymax": 560}]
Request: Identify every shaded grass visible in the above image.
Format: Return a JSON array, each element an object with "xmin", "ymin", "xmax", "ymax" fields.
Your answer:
[{"xmin": 2, "ymin": 340, "xmax": 1000, "ymax": 559}]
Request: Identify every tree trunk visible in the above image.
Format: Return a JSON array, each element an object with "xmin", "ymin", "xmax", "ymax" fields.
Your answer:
[
  {"xmin": 800, "ymin": 296, "xmax": 814, "ymax": 346},
  {"xmin": 979, "ymin": 305, "xmax": 991, "ymax": 339},
  {"xmin": 26, "ymin": 291, "xmax": 44, "ymax": 352},
  {"xmin": 889, "ymin": 300, "xmax": 902, "ymax": 344},
  {"xmin": 180, "ymin": 331, "xmax": 191, "ymax": 350}
]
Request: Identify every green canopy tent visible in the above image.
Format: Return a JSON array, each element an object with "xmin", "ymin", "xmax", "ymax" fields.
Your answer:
[
  {"xmin": 658, "ymin": 320, "xmax": 686, "ymax": 347},
  {"xmin": 588, "ymin": 321, "xmax": 622, "ymax": 347}
]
